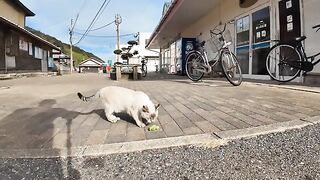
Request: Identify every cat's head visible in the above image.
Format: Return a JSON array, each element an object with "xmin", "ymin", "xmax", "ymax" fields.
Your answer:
[{"xmin": 140, "ymin": 103, "xmax": 161, "ymax": 124}]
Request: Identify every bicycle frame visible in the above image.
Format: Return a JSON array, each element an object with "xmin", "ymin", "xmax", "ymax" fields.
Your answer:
[
  {"xmin": 307, "ymin": 51, "xmax": 320, "ymax": 66},
  {"xmin": 295, "ymin": 24, "xmax": 320, "ymax": 67},
  {"xmin": 296, "ymin": 42, "xmax": 320, "ymax": 66},
  {"xmin": 266, "ymin": 24, "xmax": 320, "ymax": 82}
]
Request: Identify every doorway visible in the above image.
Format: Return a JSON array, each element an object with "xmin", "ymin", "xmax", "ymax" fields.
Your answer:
[
  {"xmin": 41, "ymin": 50, "xmax": 48, "ymax": 72},
  {"xmin": 235, "ymin": 5, "xmax": 271, "ymax": 79}
]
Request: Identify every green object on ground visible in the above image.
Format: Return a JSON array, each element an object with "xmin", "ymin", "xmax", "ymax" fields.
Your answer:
[{"xmin": 148, "ymin": 124, "xmax": 160, "ymax": 132}]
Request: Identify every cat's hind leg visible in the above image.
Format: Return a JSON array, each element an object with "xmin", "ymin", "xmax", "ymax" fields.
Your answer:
[{"xmin": 104, "ymin": 106, "xmax": 120, "ymax": 123}]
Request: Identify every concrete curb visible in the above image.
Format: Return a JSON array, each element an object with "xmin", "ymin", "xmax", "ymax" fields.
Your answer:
[
  {"xmin": 0, "ymin": 72, "xmax": 58, "ymax": 81},
  {"xmin": 215, "ymin": 116, "xmax": 320, "ymax": 140},
  {"xmin": 1, "ymin": 116, "xmax": 319, "ymax": 159},
  {"xmin": 245, "ymin": 82, "xmax": 320, "ymax": 94},
  {"xmin": 303, "ymin": 115, "xmax": 320, "ymax": 124},
  {"xmin": 0, "ymin": 134, "xmax": 222, "ymax": 159}
]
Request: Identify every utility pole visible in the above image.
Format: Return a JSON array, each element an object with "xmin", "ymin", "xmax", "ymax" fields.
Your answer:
[
  {"xmin": 115, "ymin": 14, "xmax": 122, "ymax": 62},
  {"xmin": 69, "ymin": 19, "xmax": 74, "ymax": 73},
  {"xmin": 69, "ymin": 14, "xmax": 78, "ymax": 73}
]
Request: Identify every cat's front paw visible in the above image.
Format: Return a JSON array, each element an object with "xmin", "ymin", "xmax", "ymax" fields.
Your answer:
[
  {"xmin": 108, "ymin": 118, "xmax": 119, "ymax": 123},
  {"xmin": 137, "ymin": 123, "xmax": 146, "ymax": 128}
]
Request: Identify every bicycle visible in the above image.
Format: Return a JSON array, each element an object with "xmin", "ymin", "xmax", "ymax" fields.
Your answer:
[
  {"xmin": 185, "ymin": 23, "xmax": 243, "ymax": 86},
  {"xmin": 141, "ymin": 58, "xmax": 148, "ymax": 77},
  {"xmin": 266, "ymin": 24, "xmax": 320, "ymax": 82}
]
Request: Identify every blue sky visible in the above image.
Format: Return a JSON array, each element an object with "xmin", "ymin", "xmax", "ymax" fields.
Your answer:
[{"xmin": 20, "ymin": 0, "xmax": 165, "ymax": 61}]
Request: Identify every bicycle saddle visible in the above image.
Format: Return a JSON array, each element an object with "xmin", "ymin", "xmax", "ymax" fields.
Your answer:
[{"xmin": 295, "ymin": 36, "xmax": 306, "ymax": 42}]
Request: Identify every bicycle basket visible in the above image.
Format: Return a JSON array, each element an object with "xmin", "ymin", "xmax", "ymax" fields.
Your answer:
[
  {"xmin": 223, "ymin": 30, "xmax": 232, "ymax": 44},
  {"xmin": 206, "ymin": 30, "xmax": 233, "ymax": 54},
  {"xmin": 206, "ymin": 35, "xmax": 223, "ymax": 54}
]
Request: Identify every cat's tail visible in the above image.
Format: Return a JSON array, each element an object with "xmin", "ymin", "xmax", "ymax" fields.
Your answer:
[{"xmin": 77, "ymin": 91, "xmax": 100, "ymax": 102}]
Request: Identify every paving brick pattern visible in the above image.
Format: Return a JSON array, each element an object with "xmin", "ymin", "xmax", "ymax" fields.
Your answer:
[{"xmin": 1, "ymin": 74, "xmax": 320, "ymax": 150}]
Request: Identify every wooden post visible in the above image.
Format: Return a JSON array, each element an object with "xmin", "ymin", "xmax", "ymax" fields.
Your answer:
[
  {"xmin": 159, "ymin": 48, "xmax": 162, "ymax": 73},
  {"xmin": 133, "ymin": 65, "xmax": 138, "ymax": 80},
  {"xmin": 116, "ymin": 65, "xmax": 121, "ymax": 81}
]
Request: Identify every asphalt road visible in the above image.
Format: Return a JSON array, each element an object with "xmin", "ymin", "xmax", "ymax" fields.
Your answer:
[{"xmin": 0, "ymin": 123, "xmax": 319, "ymax": 180}]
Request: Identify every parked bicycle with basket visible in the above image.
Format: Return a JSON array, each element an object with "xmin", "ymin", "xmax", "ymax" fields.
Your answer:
[
  {"xmin": 265, "ymin": 24, "xmax": 320, "ymax": 82},
  {"xmin": 185, "ymin": 22, "xmax": 243, "ymax": 86}
]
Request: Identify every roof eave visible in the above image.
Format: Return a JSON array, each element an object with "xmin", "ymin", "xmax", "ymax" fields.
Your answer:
[
  {"xmin": 0, "ymin": 16, "xmax": 59, "ymax": 51},
  {"xmin": 146, "ymin": 0, "xmax": 180, "ymax": 49},
  {"xmin": 10, "ymin": 0, "xmax": 35, "ymax": 16}
]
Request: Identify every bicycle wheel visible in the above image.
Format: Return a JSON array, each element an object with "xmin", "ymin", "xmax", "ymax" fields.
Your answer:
[
  {"xmin": 141, "ymin": 64, "xmax": 147, "ymax": 77},
  {"xmin": 185, "ymin": 51, "xmax": 205, "ymax": 81},
  {"xmin": 266, "ymin": 44, "xmax": 302, "ymax": 82},
  {"xmin": 220, "ymin": 51, "xmax": 242, "ymax": 86}
]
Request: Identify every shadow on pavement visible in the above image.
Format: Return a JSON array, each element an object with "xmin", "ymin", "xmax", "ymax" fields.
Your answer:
[
  {"xmin": 0, "ymin": 99, "xmax": 81, "ymax": 179},
  {"xmin": 83, "ymin": 109, "xmax": 137, "ymax": 126},
  {"xmin": 171, "ymin": 79, "xmax": 237, "ymax": 88},
  {"xmin": 140, "ymin": 72, "xmax": 237, "ymax": 87}
]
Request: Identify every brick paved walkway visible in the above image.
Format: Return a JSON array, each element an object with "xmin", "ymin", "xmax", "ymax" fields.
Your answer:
[{"xmin": 0, "ymin": 73, "xmax": 320, "ymax": 150}]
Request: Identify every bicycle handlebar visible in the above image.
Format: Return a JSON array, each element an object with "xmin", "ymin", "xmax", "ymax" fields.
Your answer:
[
  {"xmin": 313, "ymin": 24, "xmax": 320, "ymax": 29},
  {"xmin": 313, "ymin": 24, "xmax": 320, "ymax": 32},
  {"xmin": 210, "ymin": 23, "xmax": 227, "ymax": 36}
]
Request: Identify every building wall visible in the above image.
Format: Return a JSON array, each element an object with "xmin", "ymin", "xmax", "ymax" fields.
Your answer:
[
  {"xmin": 0, "ymin": 0, "xmax": 25, "ymax": 27},
  {"xmin": 16, "ymin": 36, "xmax": 43, "ymax": 71},
  {"xmin": 80, "ymin": 67, "xmax": 99, "ymax": 73},
  {"xmin": 180, "ymin": 0, "xmax": 320, "ymax": 75},
  {"xmin": 302, "ymin": 0, "xmax": 320, "ymax": 73},
  {"xmin": 1, "ymin": 28, "xmax": 53, "ymax": 72},
  {"xmin": 182, "ymin": 0, "xmax": 269, "ymax": 46},
  {"xmin": 0, "ymin": 28, "xmax": 5, "ymax": 71}
]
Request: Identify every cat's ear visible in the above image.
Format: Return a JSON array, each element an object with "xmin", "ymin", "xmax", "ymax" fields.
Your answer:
[
  {"xmin": 142, "ymin": 105, "xmax": 149, "ymax": 113},
  {"xmin": 155, "ymin": 103, "xmax": 161, "ymax": 110}
]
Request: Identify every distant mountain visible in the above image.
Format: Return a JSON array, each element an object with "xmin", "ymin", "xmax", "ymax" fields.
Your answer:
[{"xmin": 26, "ymin": 26, "xmax": 103, "ymax": 65}]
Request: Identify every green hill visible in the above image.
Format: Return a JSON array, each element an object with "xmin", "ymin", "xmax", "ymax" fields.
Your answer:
[{"xmin": 26, "ymin": 26, "xmax": 103, "ymax": 65}]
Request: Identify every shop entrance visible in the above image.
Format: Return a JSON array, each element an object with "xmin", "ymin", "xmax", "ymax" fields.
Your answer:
[{"xmin": 235, "ymin": 5, "xmax": 271, "ymax": 79}]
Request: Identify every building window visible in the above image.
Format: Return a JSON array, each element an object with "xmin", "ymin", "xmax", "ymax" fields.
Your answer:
[
  {"xmin": 19, "ymin": 39, "xmax": 28, "ymax": 51},
  {"xmin": 28, "ymin": 43, "xmax": 33, "ymax": 55},
  {"xmin": 34, "ymin": 46, "xmax": 43, "ymax": 59}
]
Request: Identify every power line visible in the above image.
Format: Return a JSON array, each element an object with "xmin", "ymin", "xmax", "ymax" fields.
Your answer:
[
  {"xmin": 73, "ymin": 31, "xmax": 135, "ymax": 38},
  {"xmin": 75, "ymin": 20, "xmax": 115, "ymax": 32},
  {"xmin": 78, "ymin": 0, "xmax": 88, "ymax": 14},
  {"xmin": 74, "ymin": 0, "xmax": 111, "ymax": 45},
  {"xmin": 89, "ymin": 20, "xmax": 115, "ymax": 32},
  {"xmin": 70, "ymin": 14, "xmax": 79, "ymax": 32},
  {"xmin": 94, "ymin": 0, "xmax": 112, "ymax": 26},
  {"xmin": 74, "ymin": 0, "xmax": 107, "ymax": 45},
  {"xmin": 70, "ymin": 0, "xmax": 87, "ymax": 33}
]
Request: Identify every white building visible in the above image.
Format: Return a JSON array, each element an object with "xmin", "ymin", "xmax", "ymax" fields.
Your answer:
[
  {"xmin": 78, "ymin": 58, "xmax": 104, "ymax": 73},
  {"xmin": 117, "ymin": 32, "xmax": 160, "ymax": 72},
  {"xmin": 147, "ymin": 0, "xmax": 320, "ymax": 83}
]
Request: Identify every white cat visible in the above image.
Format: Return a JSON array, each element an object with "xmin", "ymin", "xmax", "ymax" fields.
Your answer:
[{"xmin": 77, "ymin": 86, "xmax": 160, "ymax": 128}]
